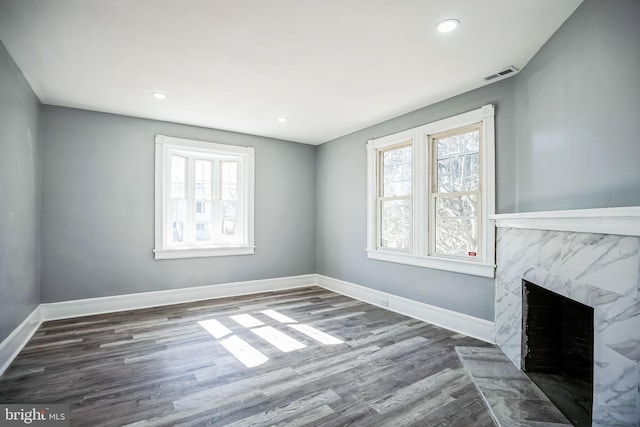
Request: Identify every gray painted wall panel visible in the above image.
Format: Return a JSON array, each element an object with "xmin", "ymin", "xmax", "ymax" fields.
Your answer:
[
  {"xmin": 512, "ymin": 0, "xmax": 640, "ymax": 212},
  {"xmin": 316, "ymin": 0, "xmax": 640, "ymax": 320},
  {"xmin": 40, "ymin": 106, "xmax": 316, "ymax": 302},
  {"xmin": 0, "ymin": 41, "xmax": 41, "ymax": 341},
  {"xmin": 4, "ymin": 0, "xmax": 638, "ymax": 331},
  {"xmin": 316, "ymin": 80, "xmax": 515, "ymax": 321}
]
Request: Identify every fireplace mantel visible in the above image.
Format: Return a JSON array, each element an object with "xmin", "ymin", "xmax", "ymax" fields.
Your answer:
[
  {"xmin": 494, "ymin": 219, "xmax": 640, "ymax": 426},
  {"xmin": 491, "ymin": 206, "xmax": 640, "ymax": 237}
]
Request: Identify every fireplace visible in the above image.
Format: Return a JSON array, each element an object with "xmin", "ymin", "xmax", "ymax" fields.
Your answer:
[
  {"xmin": 522, "ymin": 280, "xmax": 594, "ymax": 426},
  {"xmin": 494, "ymin": 219, "xmax": 640, "ymax": 426}
]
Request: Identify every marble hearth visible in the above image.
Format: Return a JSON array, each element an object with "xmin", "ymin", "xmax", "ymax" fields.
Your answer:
[{"xmin": 495, "ymin": 223, "xmax": 640, "ymax": 426}]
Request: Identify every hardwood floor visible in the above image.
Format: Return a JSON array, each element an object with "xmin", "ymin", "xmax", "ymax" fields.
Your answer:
[{"xmin": 0, "ymin": 287, "xmax": 496, "ymax": 426}]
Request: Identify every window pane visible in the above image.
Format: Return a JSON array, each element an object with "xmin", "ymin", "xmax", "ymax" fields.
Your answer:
[
  {"xmin": 170, "ymin": 199, "xmax": 186, "ymax": 242},
  {"xmin": 450, "ymin": 155, "xmax": 463, "ymax": 192},
  {"xmin": 435, "ymin": 195, "xmax": 478, "ymax": 256},
  {"xmin": 437, "ymin": 134, "xmax": 462, "ymax": 158},
  {"xmin": 435, "ymin": 218, "xmax": 478, "ymax": 256},
  {"xmin": 194, "ymin": 201, "xmax": 212, "ymax": 241},
  {"xmin": 437, "ymin": 158, "xmax": 450, "ymax": 176},
  {"xmin": 170, "ymin": 156, "xmax": 186, "ymax": 198},
  {"xmin": 436, "ymin": 130, "xmax": 479, "ymax": 193},
  {"xmin": 382, "ymin": 146, "xmax": 411, "ymax": 197},
  {"xmin": 195, "ymin": 160, "xmax": 212, "ymax": 200},
  {"xmin": 195, "ymin": 222, "xmax": 210, "ymax": 241},
  {"xmin": 464, "ymin": 129, "xmax": 480, "ymax": 152},
  {"xmin": 220, "ymin": 200, "xmax": 238, "ymax": 235},
  {"xmin": 221, "ymin": 161, "xmax": 238, "ymax": 201},
  {"xmin": 464, "ymin": 153, "xmax": 480, "ymax": 191},
  {"xmin": 380, "ymin": 199, "xmax": 410, "ymax": 250},
  {"xmin": 436, "ymin": 194, "xmax": 478, "ymax": 218}
]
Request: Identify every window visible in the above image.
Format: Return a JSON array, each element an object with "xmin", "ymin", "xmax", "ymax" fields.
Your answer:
[
  {"xmin": 366, "ymin": 105, "xmax": 495, "ymax": 277},
  {"xmin": 431, "ymin": 125, "xmax": 481, "ymax": 258},
  {"xmin": 154, "ymin": 135, "xmax": 255, "ymax": 259},
  {"xmin": 379, "ymin": 143, "xmax": 412, "ymax": 250}
]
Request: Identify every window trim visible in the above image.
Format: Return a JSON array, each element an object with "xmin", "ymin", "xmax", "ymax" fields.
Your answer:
[
  {"xmin": 154, "ymin": 135, "xmax": 255, "ymax": 260},
  {"xmin": 366, "ymin": 105, "xmax": 496, "ymax": 278}
]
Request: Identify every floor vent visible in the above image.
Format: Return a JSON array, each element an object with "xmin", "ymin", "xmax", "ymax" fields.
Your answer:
[{"xmin": 484, "ymin": 66, "xmax": 519, "ymax": 82}]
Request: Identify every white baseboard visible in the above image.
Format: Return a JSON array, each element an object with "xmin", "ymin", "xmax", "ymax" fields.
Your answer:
[
  {"xmin": 40, "ymin": 274, "xmax": 317, "ymax": 321},
  {"xmin": 1, "ymin": 274, "xmax": 315, "ymax": 376},
  {"xmin": 1, "ymin": 272, "xmax": 495, "ymax": 376},
  {"xmin": 0, "ymin": 306, "xmax": 42, "ymax": 376},
  {"xmin": 316, "ymin": 274, "xmax": 496, "ymax": 344}
]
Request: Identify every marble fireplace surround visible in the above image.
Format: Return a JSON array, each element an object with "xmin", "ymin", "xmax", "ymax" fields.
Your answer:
[{"xmin": 492, "ymin": 207, "xmax": 640, "ymax": 426}]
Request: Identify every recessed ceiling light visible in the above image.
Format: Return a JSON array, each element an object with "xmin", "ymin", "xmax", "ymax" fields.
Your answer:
[
  {"xmin": 437, "ymin": 19, "xmax": 460, "ymax": 33},
  {"xmin": 152, "ymin": 92, "xmax": 167, "ymax": 100},
  {"xmin": 277, "ymin": 117, "xmax": 288, "ymax": 122}
]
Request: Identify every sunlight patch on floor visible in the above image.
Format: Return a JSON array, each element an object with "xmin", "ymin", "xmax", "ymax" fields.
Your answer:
[
  {"xmin": 198, "ymin": 310, "xmax": 343, "ymax": 368},
  {"xmin": 219, "ymin": 335, "xmax": 269, "ymax": 368},
  {"xmin": 261, "ymin": 309, "xmax": 297, "ymax": 324},
  {"xmin": 198, "ymin": 319, "xmax": 232, "ymax": 339},
  {"xmin": 230, "ymin": 314, "xmax": 264, "ymax": 328},
  {"xmin": 251, "ymin": 326, "xmax": 306, "ymax": 352},
  {"xmin": 289, "ymin": 324, "xmax": 343, "ymax": 345}
]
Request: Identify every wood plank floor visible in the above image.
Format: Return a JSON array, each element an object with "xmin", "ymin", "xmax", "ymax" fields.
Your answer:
[{"xmin": 0, "ymin": 287, "xmax": 496, "ymax": 426}]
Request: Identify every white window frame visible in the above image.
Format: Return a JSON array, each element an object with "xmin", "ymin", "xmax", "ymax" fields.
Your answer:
[
  {"xmin": 366, "ymin": 105, "xmax": 496, "ymax": 278},
  {"xmin": 154, "ymin": 135, "xmax": 255, "ymax": 259},
  {"xmin": 377, "ymin": 139, "xmax": 414, "ymax": 252}
]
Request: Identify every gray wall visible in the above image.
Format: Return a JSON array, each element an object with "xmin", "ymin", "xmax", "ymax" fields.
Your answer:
[
  {"xmin": 316, "ymin": 0, "xmax": 640, "ymax": 320},
  {"xmin": 40, "ymin": 106, "xmax": 316, "ymax": 302},
  {"xmin": 510, "ymin": 0, "xmax": 640, "ymax": 212},
  {"xmin": 0, "ymin": 41, "xmax": 41, "ymax": 341},
  {"xmin": 316, "ymin": 79, "xmax": 516, "ymax": 321},
  {"xmin": 4, "ymin": 0, "xmax": 639, "ymax": 329}
]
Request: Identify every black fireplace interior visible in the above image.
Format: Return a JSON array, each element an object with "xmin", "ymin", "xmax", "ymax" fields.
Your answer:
[{"xmin": 522, "ymin": 280, "xmax": 594, "ymax": 427}]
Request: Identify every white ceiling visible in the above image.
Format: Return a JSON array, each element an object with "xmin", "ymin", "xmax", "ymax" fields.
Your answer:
[{"xmin": 0, "ymin": 0, "xmax": 582, "ymax": 145}]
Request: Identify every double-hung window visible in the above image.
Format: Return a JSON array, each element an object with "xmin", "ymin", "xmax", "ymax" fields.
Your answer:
[
  {"xmin": 154, "ymin": 135, "xmax": 255, "ymax": 259},
  {"xmin": 367, "ymin": 105, "xmax": 495, "ymax": 277},
  {"xmin": 378, "ymin": 140, "xmax": 413, "ymax": 250},
  {"xmin": 431, "ymin": 124, "xmax": 482, "ymax": 258}
]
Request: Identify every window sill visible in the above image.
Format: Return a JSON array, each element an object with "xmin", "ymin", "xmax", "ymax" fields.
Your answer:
[
  {"xmin": 154, "ymin": 246, "xmax": 255, "ymax": 260},
  {"xmin": 366, "ymin": 249, "xmax": 495, "ymax": 278}
]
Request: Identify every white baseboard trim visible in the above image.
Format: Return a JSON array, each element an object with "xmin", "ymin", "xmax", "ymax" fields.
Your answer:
[
  {"xmin": 0, "ymin": 306, "xmax": 42, "ymax": 376},
  {"xmin": 40, "ymin": 274, "xmax": 317, "ymax": 321},
  {"xmin": 316, "ymin": 274, "xmax": 496, "ymax": 344},
  {"xmin": 1, "ymin": 274, "xmax": 315, "ymax": 376},
  {"xmin": 1, "ymin": 272, "xmax": 495, "ymax": 376}
]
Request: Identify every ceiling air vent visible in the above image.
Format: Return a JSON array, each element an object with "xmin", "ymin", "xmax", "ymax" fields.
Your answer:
[{"xmin": 484, "ymin": 66, "xmax": 519, "ymax": 83}]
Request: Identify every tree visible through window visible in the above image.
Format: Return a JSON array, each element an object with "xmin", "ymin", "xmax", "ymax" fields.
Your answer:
[
  {"xmin": 432, "ymin": 125, "xmax": 481, "ymax": 258},
  {"xmin": 366, "ymin": 105, "xmax": 495, "ymax": 278},
  {"xmin": 379, "ymin": 144, "xmax": 412, "ymax": 250}
]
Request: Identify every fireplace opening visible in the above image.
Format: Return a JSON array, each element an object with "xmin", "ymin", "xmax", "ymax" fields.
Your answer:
[{"xmin": 522, "ymin": 280, "xmax": 594, "ymax": 426}]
